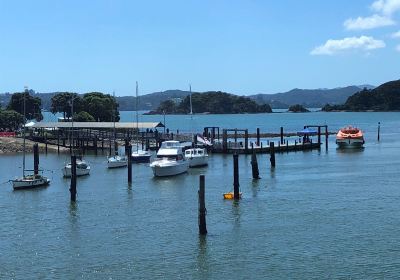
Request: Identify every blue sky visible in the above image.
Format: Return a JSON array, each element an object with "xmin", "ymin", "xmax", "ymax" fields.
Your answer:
[{"xmin": 1, "ymin": 0, "xmax": 400, "ymax": 96}]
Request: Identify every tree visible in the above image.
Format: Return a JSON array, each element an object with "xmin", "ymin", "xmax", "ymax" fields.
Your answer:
[
  {"xmin": 288, "ymin": 104, "xmax": 310, "ymax": 113},
  {"xmin": 158, "ymin": 100, "xmax": 178, "ymax": 114},
  {"xmin": 0, "ymin": 109, "xmax": 24, "ymax": 131},
  {"xmin": 73, "ymin": 111, "xmax": 95, "ymax": 122},
  {"xmin": 82, "ymin": 92, "xmax": 119, "ymax": 122},
  {"xmin": 50, "ymin": 92, "xmax": 83, "ymax": 118},
  {"xmin": 7, "ymin": 92, "xmax": 43, "ymax": 121}
]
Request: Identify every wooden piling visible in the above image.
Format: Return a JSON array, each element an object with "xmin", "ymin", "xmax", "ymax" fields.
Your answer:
[
  {"xmin": 280, "ymin": 127, "xmax": 284, "ymax": 144},
  {"xmin": 378, "ymin": 122, "xmax": 380, "ymax": 141},
  {"xmin": 256, "ymin": 128, "xmax": 260, "ymax": 146},
  {"xmin": 270, "ymin": 142, "xmax": 276, "ymax": 167},
  {"xmin": 251, "ymin": 149, "xmax": 260, "ymax": 179},
  {"xmin": 57, "ymin": 130, "xmax": 60, "ymax": 154},
  {"xmin": 70, "ymin": 155, "xmax": 77, "ymax": 202},
  {"xmin": 325, "ymin": 127, "xmax": 329, "ymax": 150},
  {"xmin": 317, "ymin": 126, "xmax": 321, "ymax": 144},
  {"xmin": 33, "ymin": 143, "xmax": 39, "ymax": 175},
  {"xmin": 127, "ymin": 145, "xmax": 132, "ymax": 184},
  {"xmin": 198, "ymin": 175, "xmax": 207, "ymax": 235},
  {"xmin": 233, "ymin": 153, "xmax": 240, "ymax": 200},
  {"xmin": 44, "ymin": 134, "xmax": 48, "ymax": 154},
  {"xmin": 244, "ymin": 129, "xmax": 249, "ymax": 153}
]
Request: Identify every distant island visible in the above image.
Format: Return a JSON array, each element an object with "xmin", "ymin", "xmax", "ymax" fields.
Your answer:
[
  {"xmin": 150, "ymin": 91, "xmax": 272, "ymax": 114},
  {"xmin": 288, "ymin": 104, "xmax": 309, "ymax": 113},
  {"xmin": 322, "ymin": 80, "xmax": 400, "ymax": 112}
]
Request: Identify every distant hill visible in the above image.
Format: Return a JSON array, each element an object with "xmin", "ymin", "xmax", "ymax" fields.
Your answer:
[
  {"xmin": 248, "ymin": 86, "xmax": 373, "ymax": 108},
  {"xmin": 0, "ymin": 85, "xmax": 376, "ymax": 111},
  {"xmin": 322, "ymin": 80, "xmax": 400, "ymax": 111}
]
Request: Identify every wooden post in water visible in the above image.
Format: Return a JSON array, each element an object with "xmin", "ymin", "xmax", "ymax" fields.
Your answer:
[
  {"xmin": 286, "ymin": 140, "xmax": 289, "ymax": 152},
  {"xmin": 222, "ymin": 129, "xmax": 228, "ymax": 153},
  {"xmin": 280, "ymin": 127, "xmax": 284, "ymax": 144},
  {"xmin": 244, "ymin": 129, "xmax": 249, "ymax": 154},
  {"xmin": 256, "ymin": 128, "xmax": 260, "ymax": 147},
  {"xmin": 251, "ymin": 148, "xmax": 260, "ymax": 179},
  {"xmin": 325, "ymin": 126, "xmax": 329, "ymax": 150},
  {"xmin": 127, "ymin": 145, "xmax": 132, "ymax": 184},
  {"xmin": 317, "ymin": 126, "xmax": 321, "ymax": 145},
  {"xmin": 33, "ymin": 143, "xmax": 39, "ymax": 175},
  {"xmin": 70, "ymin": 155, "xmax": 77, "ymax": 202},
  {"xmin": 198, "ymin": 175, "xmax": 207, "ymax": 235},
  {"xmin": 377, "ymin": 122, "xmax": 380, "ymax": 141},
  {"xmin": 233, "ymin": 153, "xmax": 240, "ymax": 200},
  {"xmin": 57, "ymin": 130, "xmax": 60, "ymax": 154},
  {"xmin": 270, "ymin": 142, "xmax": 276, "ymax": 168}
]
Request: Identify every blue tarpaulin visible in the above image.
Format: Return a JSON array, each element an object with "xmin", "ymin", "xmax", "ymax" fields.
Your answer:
[{"xmin": 297, "ymin": 128, "xmax": 318, "ymax": 136}]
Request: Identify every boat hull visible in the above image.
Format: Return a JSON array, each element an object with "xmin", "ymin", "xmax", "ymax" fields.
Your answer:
[
  {"xmin": 336, "ymin": 138, "xmax": 364, "ymax": 148},
  {"xmin": 131, "ymin": 154, "xmax": 151, "ymax": 163},
  {"xmin": 150, "ymin": 161, "xmax": 189, "ymax": 177},
  {"xmin": 107, "ymin": 161, "xmax": 128, "ymax": 168},
  {"xmin": 62, "ymin": 166, "xmax": 91, "ymax": 177},
  {"xmin": 186, "ymin": 156, "xmax": 208, "ymax": 167},
  {"xmin": 13, "ymin": 177, "xmax": 50, "ymax": 190}
]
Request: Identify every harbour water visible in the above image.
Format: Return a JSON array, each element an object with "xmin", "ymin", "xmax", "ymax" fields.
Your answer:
[{"xmin": 2, "ymin": 112, "xmax": 400, "ymax": 278}]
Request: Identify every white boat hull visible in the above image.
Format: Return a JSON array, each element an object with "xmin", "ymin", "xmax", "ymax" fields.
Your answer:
[
  {"xmin": 62, "ymin": 166, "xmax": 91, "ymax": 177},
  {"xmin": 12, "ymin": 176, "xmax": 50, "ymax": 190},
  {"xmin": 186, "ymin": 155, "xmax": 208, "ymax": 167},
  {"xmin": 107, "ymin": 156, "xmax": 128, "ymax": 168},
  {"xmin": 336, "ymin": 138, "xmax": 364, "ymax": 148},
  {"xmin": 150, "ymin": 161, "xmax": 189, "ymax": 177}
]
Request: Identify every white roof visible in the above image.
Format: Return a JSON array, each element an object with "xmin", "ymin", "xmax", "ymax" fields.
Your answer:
[{"xmin": 29, "ymin": 122, "xmax": 164, "ymax": 129}]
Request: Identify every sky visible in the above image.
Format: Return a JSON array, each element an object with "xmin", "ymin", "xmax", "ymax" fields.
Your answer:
[{"xmin": 1, "ymin": 0, "xmax": 400, "ymax": 96}]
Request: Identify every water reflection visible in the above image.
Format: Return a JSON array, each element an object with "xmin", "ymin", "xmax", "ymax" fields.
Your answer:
[{"xmin": 196, "ymin": 235, "xmax": 210, "ymax": 279}]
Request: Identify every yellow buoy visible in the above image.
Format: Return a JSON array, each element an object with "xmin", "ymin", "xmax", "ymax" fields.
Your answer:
[{"xmin": 223, "ymin": 192, "xmax": 242, "ymax": 199}]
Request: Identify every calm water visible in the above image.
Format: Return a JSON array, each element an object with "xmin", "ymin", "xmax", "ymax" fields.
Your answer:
[{"xmin": 2, "ymin": 112, "xmax": 400, "ymax": 279}]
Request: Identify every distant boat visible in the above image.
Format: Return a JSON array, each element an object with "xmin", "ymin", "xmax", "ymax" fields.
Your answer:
[
  {"xmin": 12, "ymin": 87, "xmax": 50, "ymax": 190},
  {"xmin": 63, "ymin": 159, "xmax": 91, "ymax": 177},
  {"xmin": 184, "ymin": 147, "xmax": 208, "ymax": 167},
  {"xmin": 131, "ymin": 82, "xmax": 152, "ymax": 163},
  {"xmin": 150, "ymin": 141, "xmax": 189, "ymax": 177},
  {"xmin": 336, "ymin": 126, "xmax": 365, "ymax": 148}
]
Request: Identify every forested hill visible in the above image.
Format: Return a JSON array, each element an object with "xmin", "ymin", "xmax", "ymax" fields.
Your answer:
[
  {"xmin": 322, "ymin": 80, "xmax": 400, "ymax": 111},
  {"xmin": 156, "ymin": 91, "xmax": 272, "ymax": 114}
]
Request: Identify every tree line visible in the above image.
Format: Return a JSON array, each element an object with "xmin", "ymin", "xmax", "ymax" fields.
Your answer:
[
  {"xmin": 156, "ymin": 91, "xmax": 272, "ymax": 114},
  {"xmin": 0, "ymin": 91, "xmax": 119, "ymax": 131}
]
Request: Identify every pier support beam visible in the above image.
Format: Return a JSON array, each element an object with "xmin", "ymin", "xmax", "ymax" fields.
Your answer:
[
  {"xmin": 378, "ymin": 122, "xmax": 381, "ymax": 142},
  {"xmin": 280, "ymin": 127, "xmax": 284, "ymax": 144},
  {"xmin": 198, "ymin": 175, "xmax": 207, "ymax": 235},
  {"xmin": 256, "ymin": 128, "xmax": 260, "ymax": 147},
  {"xmin": 270, "ymin": 142, "xmax": 276, "ymax": 168},
  {"xmin": 251, "ymin": 149, "xmax": 260, "ymax": 179}
]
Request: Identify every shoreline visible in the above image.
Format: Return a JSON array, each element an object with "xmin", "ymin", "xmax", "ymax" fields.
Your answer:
[{"xmin": 0, "ymin": 137, "xmax": 69, "ymax": 154}]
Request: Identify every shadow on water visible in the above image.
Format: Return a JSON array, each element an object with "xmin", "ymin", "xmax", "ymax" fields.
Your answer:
[
  {"xmin": 196, "ymin": 235, "xmax": 210, "ymax": 279},
  {"xmin": 336, "ymin": 147, "xmax": 365, "ymax": 154}
]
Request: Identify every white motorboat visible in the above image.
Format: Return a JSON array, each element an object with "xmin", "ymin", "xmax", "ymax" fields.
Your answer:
[
  {"xmin": 107, "ymin": 155, "xmax": 128, "ymax": 168},
  {"xmin": 11, "ymin": 87, "xmax": 51, "ymax": 190},
  {"xmin": 150, "ymin": 141, "xmax": 189, "ymax": 177},
  {"xmin": 185, "ymin": 147, "xmax": 208, "ymax": 167},
  {"xmin": 336, "ymin": 126, "xmax": 365, "ymax": 148},
  {"xmin": 63, "ymin": 159, "xmax": 91, "ymax": 177}
]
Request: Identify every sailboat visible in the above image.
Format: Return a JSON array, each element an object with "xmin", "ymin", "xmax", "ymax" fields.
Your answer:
[
  {"xmin": 184, "ymin": 85, "xmax": 208, "ymax": 167},
  {"xmin": 12, "ymin": 87, "xmax": 50, "ymax": 190},
  {"xmin": 107, "ymin": 91, "xmax": 128, "ymax": 168},
  {"xmin": 62, "ymin": 95, "xmax": 91, "ymax": 177},
  {"xmin": 131, "ymin": 82, "xmax": 152, "ymax": 163}
]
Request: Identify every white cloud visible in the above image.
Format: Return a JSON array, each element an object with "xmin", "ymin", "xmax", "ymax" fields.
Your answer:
[
  {"xmin": 371, "ymin": 0, "xmax": 400, "ymax": 15},
  {"xmin": 344, "ymin": 14, "xmax": 395, "ymax": 30},
  {"xmin": 392, "ymin": 30, "xmax": 400, "ymax": 37},
  {"xmin": 311, "ymin": 36, "xmax": 386, "ymax": 55}
]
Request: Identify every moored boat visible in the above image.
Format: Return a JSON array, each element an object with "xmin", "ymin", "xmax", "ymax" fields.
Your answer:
[
  {"xmin": 13, "ymin": 175, "xmax": 50, "ymax": 190},
  {"xmin": 336, "ymin": 126, "xmax": 365, "ymax": 148},
  {"xmin": 184, "ymin": 147, "xmax": 208, "ymax": 167},
  {"xmin": 150, "ymin": 141, "xmax": 189, "ymax": 177},
  {"xmin": 63, "ymin": 159, "xmax": 91, "ymax": 177},
  {"xmin": 107, "ymin": 155, "xmax": 128, "ymax": 168}
]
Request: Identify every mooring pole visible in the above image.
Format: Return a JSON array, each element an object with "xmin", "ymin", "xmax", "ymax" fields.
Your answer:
[
  {"xmin": 33, "ymin": 143, "xmax": 39, "ymax": 175},
  {"xmin": 233, "ymin": 153, "xmax": 240, "ymax": 200},
  {"xmin": 377, "ymin": 122, "xmax": 381, "ymax": 142},
  {"xmin": 70, "ymin": 155, "xmax": 77, "ymax": 202},
  {"xmin": 280, "ymin": 127, "xmax": 283, "ymax": 144},
  {"xmin": 198, "ymin": 175, "xmax": 207, "ymax": 235},
  {"xmin": 57, "ymin": 130, "xmax": 60, "ymax": 154},
  {"xmin": 127, "ymin": 145, "xmax": 132, "ymax": 184},
  {"xmin": 317, "ymin": 126, "xmax": 321, "ymax": 145},
  {"xmin": 251, "ymin": 148, "xmax": 260, "ymax": 179},
  {"xmin": 270, "ymin": 141, "xmax": 276, "ymax": 167},
  {"xmin": 256, "ymin": 128, "xmax": 260, "ymax": 147},
  {"xmin": 325, "ymin": 126, "xmax": 329, "ymax": 150}
]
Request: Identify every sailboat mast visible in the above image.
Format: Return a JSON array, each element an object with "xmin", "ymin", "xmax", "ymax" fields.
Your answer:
[
  {"xmin": 113, "ymin": 91, "xmax": 116, "ymax": 156},
  {"xmin": 22, "ymin": 87, "xmax": 27, "ymax": 177},
  {"xmin": 135, "ymin": 82, "xmax": 139, "ymax": 150},
  {"xmin": 71, "ymin": 95, "xmax": 74, "ymax": 156}
]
